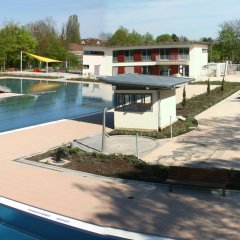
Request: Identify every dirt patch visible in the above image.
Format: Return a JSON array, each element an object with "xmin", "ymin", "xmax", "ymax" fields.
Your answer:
[
  {"xmin": 26, "ymin": 147, "xmax": 168, "ymax": 183},
  {"xmin": 26, "ymin": 146, "xmax": 240, "ymax": 189}
]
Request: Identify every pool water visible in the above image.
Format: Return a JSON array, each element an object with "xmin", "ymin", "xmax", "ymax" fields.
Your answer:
[
  {"xmin": 0, "ymin": 197, "xmax": 169, "ymax": 240},
  {"xmin": 0, "ymin": 203, "xmax": 125, "ymax": 240},
  {"xmin": 0, "ymin": 78, "xmax": 113, "ymax": 132}
]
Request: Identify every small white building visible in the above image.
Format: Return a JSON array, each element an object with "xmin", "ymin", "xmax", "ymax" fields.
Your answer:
[{"xmin": 100, "ymin": 74, "xmax": 194, "ymax": 131}]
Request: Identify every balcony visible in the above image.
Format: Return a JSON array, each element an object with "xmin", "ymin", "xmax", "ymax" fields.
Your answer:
[
  {"xmin": 156, "ymin": 55, "xmax": 190, "ymax": 65},
  {"xmin": 142, "ymin": 56, "xmax": 152, "ymax": 61},
  {"xmin": 125, "ymin": 56, "xmax": 134, "ymax": 62}
]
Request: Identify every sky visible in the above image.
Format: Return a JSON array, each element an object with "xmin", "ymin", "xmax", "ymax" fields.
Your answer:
[{"xmin": 0, "ymin": 0, "xmax": 239, "ymax": 40}]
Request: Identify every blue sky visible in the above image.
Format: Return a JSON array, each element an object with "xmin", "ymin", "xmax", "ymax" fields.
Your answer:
[{"xmin": 0, "ymin": 0, "xmax": 239, "ymax": 40}]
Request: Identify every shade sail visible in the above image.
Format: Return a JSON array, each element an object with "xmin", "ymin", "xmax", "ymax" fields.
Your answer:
[{"xmin": 26, "ymin": 53, "xmax": 62, "ymax": 63}]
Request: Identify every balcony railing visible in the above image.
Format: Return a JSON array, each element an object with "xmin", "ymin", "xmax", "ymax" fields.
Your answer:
[
  {"xmin": 125, "ymin": 56, "xmax": 134, "ymax": 62},
  {"xmin": 156, "ymin": 55, "xmax": 190, "ymax": 61}
]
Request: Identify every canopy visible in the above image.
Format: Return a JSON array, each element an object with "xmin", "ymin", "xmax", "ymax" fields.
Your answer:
[{"xmin": 26, "ymin": 53, "xmax": 62, "ymax": 63}]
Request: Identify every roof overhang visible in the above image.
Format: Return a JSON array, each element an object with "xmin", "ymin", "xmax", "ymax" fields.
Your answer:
[{"xmin": 98, "ymin": 74, "xmax": 194, "ymax": 89}]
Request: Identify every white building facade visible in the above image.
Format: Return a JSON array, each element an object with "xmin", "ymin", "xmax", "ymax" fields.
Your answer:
[{"xmin": 82, "ymin": 42, "xmax": 209, "ymax": 78}]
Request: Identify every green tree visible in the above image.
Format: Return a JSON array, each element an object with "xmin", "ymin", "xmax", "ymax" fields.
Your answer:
[
  {"xmin": 27, "ymin": 18, "xmax": 67, "ymax": 60},
  {"xmin": 156, "ymin": 34, "xmax": 172, "ymax": 43},
  {"xmin": 207, "ymin": 78, "xmax": 211, "ymax": 95},
  {"xmin": 182, "ymin": 86, "xmax": 187, "ymax": 107},
  {"xmin": 218, "ymin": 26, "xmax": 239, "ymax": 61},
  {"xmin": 142, "ymin": 32, "xmax": 155, "ymax": 43},
  {"xmin": 66, "ymin": 15, "xmax": 81, "ymax": 43},
  {"xmin": 171, "ymin": 34, "xmax": 179, "ymax": 42},
  {"xmin": 98, "ymin": 31, "xmax": 112, "ymax": 40},
  {"xmin": 0, "ymin": 23, "xmax": 37, "ymax": 69},
  {"xmin": 127, "ymin": 29, "xmax": 143, "ymax": 45},
  {"xmin": 108, "ymin": 26, "xmax": 129, "ymax": 45}
]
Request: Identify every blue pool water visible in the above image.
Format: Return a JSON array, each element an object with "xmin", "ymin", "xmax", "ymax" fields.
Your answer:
[
  {"xmin": 0, "ymin": 78, "xmax": 113, "ymax": 132},
  {"xmin": 0, "ymin": 203, "xmax": 126, "ymax": 240}
]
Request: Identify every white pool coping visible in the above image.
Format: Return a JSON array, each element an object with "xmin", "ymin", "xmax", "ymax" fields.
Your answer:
[{"xmin": 0, "ymin": 197, "xmax": 172, "ymax": 240}]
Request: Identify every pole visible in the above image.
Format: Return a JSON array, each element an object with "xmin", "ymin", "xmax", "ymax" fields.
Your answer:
[
  {"xmin": 101, "ymin": 108, "xmax": 108, "ymax": 152},
  {"xmin": 136, "ymin": 133, "xmax": 139, "ymax": 159},
  {"xmin": 170, "ymin": 116, "xmax": 173, "ymax": 138},
  {"xmin": 46, "ymin": 62, "xmax": 48, "ymax": 73},
  {"xmin": 20, "ymin": 51, "xmax": 23, "ymax": 72},
  {"xmin": 222, "ymin": 60, "xmax": 228, "ymax": 81}
]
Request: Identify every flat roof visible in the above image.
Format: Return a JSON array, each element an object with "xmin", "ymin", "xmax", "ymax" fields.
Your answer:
[{"xmin": 99, "ymin": 74, "xmax": 194, "ymax": 89}]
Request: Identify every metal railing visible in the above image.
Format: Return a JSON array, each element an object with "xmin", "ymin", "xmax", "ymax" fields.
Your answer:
[{"xmin": 156, "ymin": 55, "xmax": 190, "ymax": 61}]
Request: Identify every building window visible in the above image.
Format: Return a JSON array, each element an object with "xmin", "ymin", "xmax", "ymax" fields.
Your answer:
[
  {"xmin": 202, "ymin": 48, "xmax": 208, "ymax": 53},
  {"xmin": 124, "ymin": 50, "xmax": 134, "ymax": 62},
  {"xmin": 84, "ymin": 51, "xmax": 104, "ymax": 56},
  {"xmin": 160, "ymin": 66, "xmax": 170, "ymax": 76},
  {"xmin": 115, "ymin": 93, "xmax": 152, "ymax": 112},
  {"xmin": 113, "ymin": 51, "xmax": 118, "ymax": 62},
  {"xmin": 142, "ymin": 66, "xmax": 152, "ymax": 75},
  {"xmin": 142, "ymin": 49, "xmax": 152, "ymax": 61},
  {"xmin": 179, "ymin": 48, "xmax": 189, "ymax": 60},
  {"xmin": 160, "ymin": 48, "xmax": 170, "ymax": 60},
  {"xmin": 83, "ymin": 65, "xmax": 89, "ymax": 69}
]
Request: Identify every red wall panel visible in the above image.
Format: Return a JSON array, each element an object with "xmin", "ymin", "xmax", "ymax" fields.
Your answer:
[
  {"xmin": 118, "ymin": 51, "xmax": 125, "ymax": 62},
  {"xmin": 134, "ymin": 66, "xmax": 142, "ymax": 74},
  {"xmin": 151, "ymin": 66, "xmax": 160, "ymax": 75},
  {"xmin": 170, "ymin": 48, "xmax": 178, "ymax": 60},
  {"xmin": 170, "ymin": 65, "xmax": 179, "ymax": 75},
  {"xmin": 118, "ymin": 66, "xmax": 125, "ymax": 74},
  {"xmin": 134, "ymin": 50, "xmax": 142, "ymax": 61},
  {"xmin": 151, "ymin": 49, "xmax": 159, "ymax": 61}
]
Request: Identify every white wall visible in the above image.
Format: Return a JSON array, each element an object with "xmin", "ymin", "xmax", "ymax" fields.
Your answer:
[
  {"xmin": 114, "ymin": 89, "xmax": 177, "ymax": 131},
  {"xmin": 82, "ymin": 47, "xmax": 112, "ymax": 77},
  {"xmin": 114, "ymin": 90, "xmax": 159, "ymax": 131},
  {"xmin": 159, "ymin": 89, "xmax": 176, "ymax": 129},
  {"xmin": 189, "ymin": 44, "xmax": 208, "ymax": 78}
]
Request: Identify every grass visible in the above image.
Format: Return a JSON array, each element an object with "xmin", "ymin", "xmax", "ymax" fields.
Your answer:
[{"xmin": 110, "ymin": 81, "xmax": 240, "ymax": 139}]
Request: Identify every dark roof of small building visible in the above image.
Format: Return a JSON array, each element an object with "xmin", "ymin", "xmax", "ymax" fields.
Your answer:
[
  {"xmin": 68, "ymin": 43, "xmax": 83, "ymax": 51},
  {"xmin": 99, "ymin": 74, "xmax": 194, "ymax": 89}
]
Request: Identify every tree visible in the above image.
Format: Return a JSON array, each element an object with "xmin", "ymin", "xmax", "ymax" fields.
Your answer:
[
  {"xmin": 171, "ymin": 34, "xmax": 179, "ymax": 42},
  {"xmin": 27, "ymin": 18, "xmax": 65, "ymax": 58},
  {"xmin": 142, "ymin": 32, "xmax": 155, "ymax": 43},
  {"xmin": 207, "ymin": 78, "xmax": 211, "ymax": 95},
  {"xmin": 66, "ymin": 15, "xmax": 81, "ymax": 43},
  {"xmin": 218, "ymin": 25, "xmax": 239, "ymax": 61},
  {"xmin": 109, "ymin": 27, "xmax": 146, "ymax": 45},
  {"xmin": 108, "ymin": 26, "xmax": 129, "ymax": 45},
  {"xmin": 26, "ymin": 17, "xmax": 78, "ymax": 69},
  {"xmin": 178, "ymin": 35, "xmax": 189, "ymax": 42},
  {"xmin": 0, "ymin": 22, "xmax": 37, "ymax": 69},
  {"xmin": 182, "ymin": 86, "xmax": 187, "ymax": 107},
  {"xmin": 98, "ymin": 31, "xmax": 112, "ymax": 40},
  {"xmin": 156, "ymin": 34, "xmax": 172, "ymax": 43},
  {"xmin": 127, "ymin": 29, "xmax": 143, "ymax": 45}
]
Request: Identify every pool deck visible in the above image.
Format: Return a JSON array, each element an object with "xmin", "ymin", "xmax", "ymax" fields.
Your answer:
[{"xmin": 0, "ymin": 78, "xmax": 239, "ymax": 238}]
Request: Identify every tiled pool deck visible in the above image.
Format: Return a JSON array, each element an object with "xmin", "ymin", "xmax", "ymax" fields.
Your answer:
[{"xmin": 0, "ymin": 77, "xmax": 239, "ymax": 239}]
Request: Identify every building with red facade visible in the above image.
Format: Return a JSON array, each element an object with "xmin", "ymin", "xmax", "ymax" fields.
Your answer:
[{"xmin": 71, "ymin": 40, "xmax": 209, "ymax": 79}]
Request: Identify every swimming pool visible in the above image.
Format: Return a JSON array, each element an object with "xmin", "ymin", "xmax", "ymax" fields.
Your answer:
[
  {"xmin": 0, "ymin": 78, "xmax": 113, "ymax": 132},
  {"xmin": 0, "ymin": 197, "xmax": 167, "ymax": 240}
]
